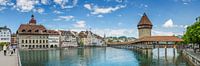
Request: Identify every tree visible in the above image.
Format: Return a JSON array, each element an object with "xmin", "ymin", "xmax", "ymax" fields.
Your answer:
[
  {"xmin": 79, "ymin": 39, "xmax": 84, "ymax": 47},
  {"xmin": 0, "ymin": 42, "xmax": 8, "ymax": 46},
  {"xmin": 183, "ymin": 20, "xmax": 200, "ymax": 51}
]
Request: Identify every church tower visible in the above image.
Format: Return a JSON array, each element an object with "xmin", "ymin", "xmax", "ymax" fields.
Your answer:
[
  {"xmin": 29, "ymin": 14, "xmax": 36, "ymax": 25},
  {"xmin": 137, "ymin": 13, "xmax": 153, "ymax": 38}
]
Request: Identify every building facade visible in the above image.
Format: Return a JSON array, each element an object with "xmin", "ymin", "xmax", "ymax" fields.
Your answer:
[
  {"xmin": 137, "ymin": 13, "xmax": 153, "ymax": 38},
  {"xmin": 79, "ymin": 31, "xmax": 104, "ymax": 46},
  {"xmin": 59, "ymin": 30, "xmax": 78, "ymax": 47},
  {"xmin": 0, "ymin": 26, "xmax": 11, "ymax": 44},
  {"xmin": 11, "ymin": 34, "xmax": 17, "ymax": 46},
  {"xmin": 17, "ymin": 15, "xmax": 49, "ymax": 49},
  {"xmin": 48, "ymin": 30, "xmax": 60, "ymax": 48}
]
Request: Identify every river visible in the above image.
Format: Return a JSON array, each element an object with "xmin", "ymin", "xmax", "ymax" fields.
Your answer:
[{"xmin": 19, "ymin": 47, "xmax": 190, "ymax": 66}]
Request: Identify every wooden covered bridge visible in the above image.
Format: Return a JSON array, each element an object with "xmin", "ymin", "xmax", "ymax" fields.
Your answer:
[{"xmin": 107, "ymin": 36, "xmax": 183, "ymax": 49}]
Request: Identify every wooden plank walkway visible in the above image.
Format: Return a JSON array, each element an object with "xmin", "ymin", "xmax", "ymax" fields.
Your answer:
[{"xmin": 0, "ymin": 50, "xmax": 19, "ymax": 66}]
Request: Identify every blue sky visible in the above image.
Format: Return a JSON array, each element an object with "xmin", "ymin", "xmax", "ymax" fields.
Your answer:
[{"xmin": 0, "ymin": 0, "xmax": 200, "ymax": 38}]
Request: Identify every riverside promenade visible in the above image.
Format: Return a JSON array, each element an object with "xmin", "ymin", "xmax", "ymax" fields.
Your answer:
[
  {"xmin": 183, "ymin": 49, "xmax": 200, "ymax": 66},
  {"xmin": 0, "ymin": 50, "xmax": 19, "ymax": 66}
]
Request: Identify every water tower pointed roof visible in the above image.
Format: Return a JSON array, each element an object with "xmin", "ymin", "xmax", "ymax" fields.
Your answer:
[{"xmin": 137, "ymin": 13, "xmax": 152, "ymax": 26}]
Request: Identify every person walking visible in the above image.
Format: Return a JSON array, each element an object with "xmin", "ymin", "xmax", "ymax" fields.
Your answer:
[
  {"xmin": 3, "ymin": 45, "xmax": 7, "ymax": 56},
  {"xmin": 8, "ymin": 45, "xmax": 13, "ymax": 56},
  {"xmin": 12, "ymin": 45, "xmax": 16, "ymax": 53}
]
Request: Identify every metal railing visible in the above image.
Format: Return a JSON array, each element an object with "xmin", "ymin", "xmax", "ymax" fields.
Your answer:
[
  {"xmin": 17, "ymin": 49, "xmax": 22, "ymax": 66},
  {"xmin": 183, "ymin": 50, "xmax": 200, "ymax": 66}
]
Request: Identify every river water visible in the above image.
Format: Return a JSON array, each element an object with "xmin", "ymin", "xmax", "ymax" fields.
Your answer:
[{"xmin": 19, "ymin": 47, "xmax": 190, "ymax": 66}]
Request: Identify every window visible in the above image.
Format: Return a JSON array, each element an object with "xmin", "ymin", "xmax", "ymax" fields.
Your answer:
[
  {"xmin": 43, "ymin": 40, "xmax": 45, "ymax": 43},
  {"xmin": 43, "ymin": 30, "xmax": 47, "ymax": 32},
  {"xmin": 35, "ymin": 30, "xmax": 39, "ymax": 32},
  {"xmin": 22, "ymin": 29, "xmax": 26, "ymax": 32},
  {"xmin": 29, "ymin": 40, "xmax": 31, "ymax": 43},
  {"xmin": 39, "ymin": 40, "xmax": 42, "ymax": 43},
  {"xmin": 28, "ymin": 30, "xmax": 32, "ymax": 32},
  {"xmin": 22, "ymin": 40, "xmax": 24, "ymax": 43},
  {"xmin": 36, "ymin": 40, "xmax": 38, "ymax": 43},
  {"xmin": 33, "ymin": 40, "xmax": 35, "ymax": 43},
  {"xmin": 46, "ymin": 40, "xmax": 48, "ymax": 43},
  {"xmin": 25, "ymin": 40, "xmax": 28, "ymax": 43}
]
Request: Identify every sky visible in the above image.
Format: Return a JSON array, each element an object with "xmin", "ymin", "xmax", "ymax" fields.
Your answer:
[{"xmin": 0, "ymin": 0, "xmax": 200, "ymax": 38}]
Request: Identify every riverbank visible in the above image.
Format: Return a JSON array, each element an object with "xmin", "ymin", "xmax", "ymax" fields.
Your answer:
[
  {"xmin": 19, "ymin": 46, "xmax": 107, "ymax": 50},
  {"xmin": 0, "ymin": 49, "xmax": 19, "ymax": 66},
  {"xmin": 182, "ymin": 49, "xmax": 200, "ymax": 66}
]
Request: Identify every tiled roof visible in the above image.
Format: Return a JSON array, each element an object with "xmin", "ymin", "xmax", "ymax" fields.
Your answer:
[
  {"xmin": 136, "ymin": 36, "xmax": 183, "ymax": 42},
  {"xmin": 94, "ymin": 34, "xmax": 103, "ymax": 39},
  {"xmin": 59, "ymin": 30, "xmax": 77, "ymax": 37},
  {"xmin": 0, "ymin": 26, "xmax": 11, "ymax": 32},
  {"xmin": 48, "ymin": 30, "xmax": 59, "ymax": 35},
  {"xmin": 79, "ymin": 31, "xmax": 87, "ymax": 38},
  {"xmin": 29, "ymin": 15, "xmax": 36, "ymax": 25},
  {"xmin": 17, "ymin": 24, "xmax": 48, "ymax": 35},
  {"xmin": 137, "ymin": 13, "xmax": 152, "ymax": 26}
]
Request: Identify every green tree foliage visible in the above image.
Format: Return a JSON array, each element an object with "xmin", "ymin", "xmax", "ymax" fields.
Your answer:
[
  {"xmin": 0, "ymin": 42, "xmax": 8, "ymax": 46},
  {"xmin": 79, "ymin": 39, "xmax": 84, "ymax": 47},
  {"xmin": 183, "ymin": 20, "xmax": 200, "ymax": 49}
]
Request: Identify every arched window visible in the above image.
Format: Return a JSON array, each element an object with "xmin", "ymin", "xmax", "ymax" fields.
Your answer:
[
  {"xmin": 28, "ymin": 30, "xmax": 32, "ymax": 32},
  {"xmin": 22, "ymin": 40, "xmax": 24, "ymax": 43},
  {"xmin": 43, "ymin": 30, "xmax": 47, "ymax": 32},
  {"xmin": 29, "ymin": 40, "xmax": 31, "ymax": 43},
  {"xmin": 35, "ymin": 30, "xmax": 39, "ymax": 32},
  {"xmin": 36, "ymin": 40, "xmax": 38, "ymax": 43},
  {"xmin": 22, "ymin": 29, "xmax": 26, "ymax": 32},
  {"xmin": 40, "ymin": 40, "xmax": 42, "ymax": 43},
  {"xmin": 43, "ymin": 40, "xmax": 45, "ymax": 43},
  {"xmin": 25, "ymin": 40, "xmax": 28, "ymax": 43},
  {"xmin": 33, "ymin": 40, "xmax": 35, "ymax": 43},
  {"xmin": 50, "ymin": 45, "xmax": 53, "ymax": 48}
]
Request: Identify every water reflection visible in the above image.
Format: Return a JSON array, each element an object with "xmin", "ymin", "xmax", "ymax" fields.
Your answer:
[
  {"xmin": 20, "ymin": 47, "xmax": 190, "ymax": 66},
  {"xmin": 134, "ymin": 48, "xmax": 190, "ymax": 66}
]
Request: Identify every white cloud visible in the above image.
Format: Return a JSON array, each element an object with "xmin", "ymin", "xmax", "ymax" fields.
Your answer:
[
  {"xmin": 152, "ymin": 30, "xmax": 183, "ymax": 36},
  {"xmin": 93, "ymin": 28, "xmax": 134, "ymax": 37},
  {"xmin": 118, "ymin": 22, "xmax": 122, "ymax": 26},
  {"xmin": 84, "ymin": 4, "xmax": 92, "ymax": 10},
  {"xmin": 54, "ymin": 0, "xmax": 64, "ymax": 5},
  {"xmin": 36, "ymin": 8, "xmax": 44, "ymax": 13},
  {"xmin": 162, "ymin": 19, "xmax": 189, "ymax": 29},
  {"xmin": 53, "ymin": 10, "xmax": 63, "ymax": 14},
  {"xmin": 139, "ymin": 4, "xmax": 148, "ymax": 8},
  {"xmin": 91, "ymin": 5, "xmax": 126, "ymax": 14},
  {"xmin": 163, "ymin": 19, "xmax": 174, "ymax": 28},
  {"xmin": 73, "ymin": 20, "xmax": 86, "ymax": 28},
  {"xmin": 54, "ymin": 16, "xmax": 74, "ymax": 21},
  {"xmin": 53, "ymin": 0, "xmax": 78, "ymax": 9},
  {"xmin": 14, "ymin": 0, "xmax": 39, "ymax": 12},
  {"xmin": 97, "ymin": 15, "xmax": 103, "ymax": 18},
  {"xmin": 0, "ymin": 0, "xmax": 8, "ymax": 5},
  {"xmin": 0, "ymin": 7, "xmax": 6, "ymax": 11},
  {"xmin": 54, "ymin": 0, "xmax": 68, "ymax": 9},
  {"xmin": 84, "ymin": 4, "xmax": 126, "ymax": 15},
  {"xmin": 116, "ymin": 0, "xmax": 123, "ymax": 3},
  {"xmin": 41, "ymin": 0, "xmax": 48, "ymax": 5},
  {"xmin": 73, "ymin": 0, "xmax": 78, "ymax": 6}
]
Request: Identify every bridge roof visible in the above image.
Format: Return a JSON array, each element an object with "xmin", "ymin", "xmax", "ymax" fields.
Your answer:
[{"xmin": 135, "ymin": 36, "xmax": 183, "ymax": 42}]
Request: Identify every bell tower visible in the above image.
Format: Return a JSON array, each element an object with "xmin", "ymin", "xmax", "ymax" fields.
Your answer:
[
  {"xmin": 137, "ymin": 13, "xmax": 153, "ymax": 38},
  {"xmin": 29, "ymin": 14, "xmax": 36, "ymax": 25}
]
